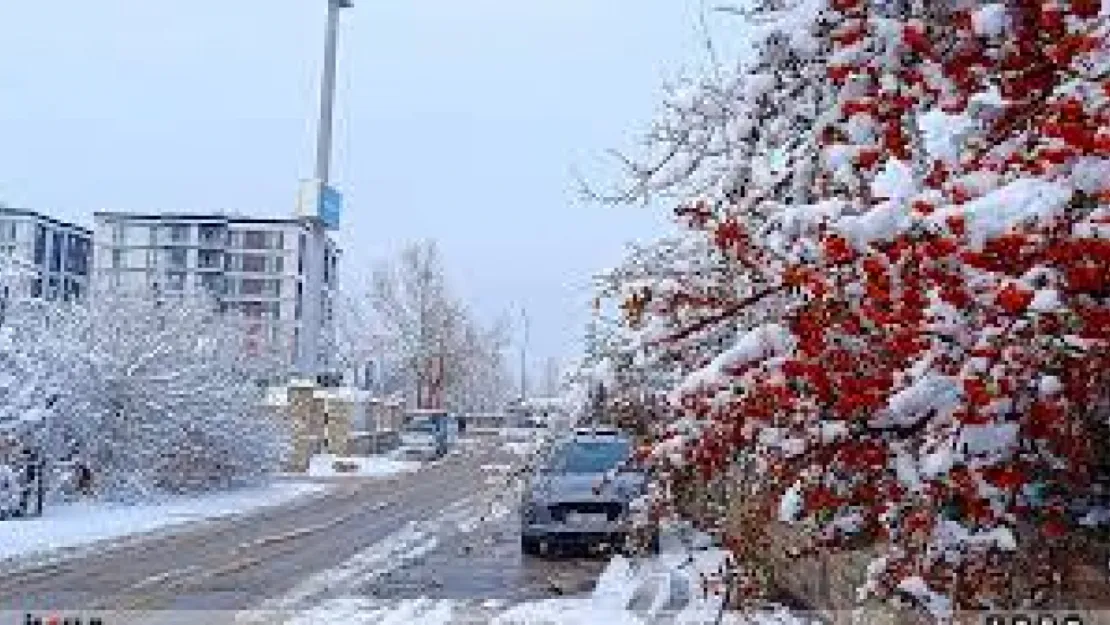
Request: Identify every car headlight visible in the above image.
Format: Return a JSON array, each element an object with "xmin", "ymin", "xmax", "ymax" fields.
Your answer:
[{"xmin": 521, "ymin": 499, "xmax": 551, "ymax": 524}]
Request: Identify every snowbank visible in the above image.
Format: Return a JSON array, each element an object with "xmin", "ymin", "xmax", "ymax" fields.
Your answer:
[
  {"xmin": 307, "ymin": 454, "xmax": 421, "ymax": 478},
  {"xmin": 494, "ymin": 528, "xmax": 814, "ymax": 625},
  {"xmin": 0, "ymin": 481, "xmax": 326, "ymax": 564}
]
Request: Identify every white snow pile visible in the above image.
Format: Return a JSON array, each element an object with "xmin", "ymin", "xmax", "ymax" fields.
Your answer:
[
  {"xmin": 675, "ymin": 324, "xmax": 795, "ymax": 396},
  {"xmin": 929, "ymin": 177, "xmax": 1073, "ymax": 247},
  {"xmin": 494, "ymin": 530, "xmax": 814, "ymax": 625},
  {"xmin": 277, "ymin": 596, "xmax": 457, "ymax": 625},
  {"xmin": 307, "ymin": 454, "xmax": 421, "ymax": 478},
  {"xmin": 0, "ymin": 481, "xmax": 325, "ymax": 564}
]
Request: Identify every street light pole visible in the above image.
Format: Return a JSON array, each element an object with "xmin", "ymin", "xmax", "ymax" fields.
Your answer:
[
  {"xmin": 315, "ymin": 0, "xmax": 352, "ymax": 185},
  {"xmin": 519, "ymin": 307, "xmax": 529, "ymax": 403}
]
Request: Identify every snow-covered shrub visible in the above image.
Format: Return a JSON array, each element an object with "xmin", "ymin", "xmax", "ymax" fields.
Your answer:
[
  {"xmin": 5, "ymin": 293, "xmax": 290, "ymax": 500},
  {"xmin": 595, "ymin": 0, "xmax": 1110, "ymax": 616}
]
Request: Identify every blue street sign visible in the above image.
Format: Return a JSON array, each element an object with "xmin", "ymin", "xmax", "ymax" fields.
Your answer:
[{"xmin": 319, "ymin": 184, "xmax": 342, "ymax": 229}]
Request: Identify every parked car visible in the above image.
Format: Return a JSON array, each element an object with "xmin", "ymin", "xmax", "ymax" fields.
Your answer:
[
  {"xmin": 519, "ymin": 427, "xmax": 656, "ymax": 556},
  {"xmin": 396, "ymin": 410, "xmax": 455, "ymax": 460}
]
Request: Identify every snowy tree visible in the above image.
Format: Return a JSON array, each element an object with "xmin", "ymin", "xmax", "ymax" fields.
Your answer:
[
  {"xmin": 0, "ymin": 258, "xmax": 61, "ymax": 513},
  {"xmin": 593, "ymin": 0, "xmax": 1110, "ymax": 616},
  {"xmin": 541, "ymin": 356, "xmax": 564, "ymax": 398},
  {"xmin": 445, "ymin": 312, "xmax": 514, "ymax": 413},
  {"xmin": 5, "ymin": 291, "xmax": 291, "ymax": 500},
  {"xmin": 351, "ymin": 240, "xmax": 515, "ymax": 411},
  {"xmin": 333, "ymin": 286, "xmax": 389, "ymax": 390}
]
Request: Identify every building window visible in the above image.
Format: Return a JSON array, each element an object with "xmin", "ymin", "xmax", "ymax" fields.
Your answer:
[
  {"xmin": 240, "ymin": 278, "xmax": 265, "ymax": 296},
  {"xmin": 66, "ymin": 235, "xmax": 90, "ymax": 275},
  {"xmin": 0, "ymin": 221, "xmax": 15, "ymax": 241},
  {"xmin": 62, "ymin": 277, "xmax": 81, "ymax": 301},
  {"xmin": 169, "ymin": 225, "xmax": 189, "ymax": 243},
  {"xmin": 47, "ymin": 276, "xmax": 59, "ymax": 300},
  {"xmin": 148, "ymin": 226, "xmax": 160, "ymax": 245},
  {"xmin": 274, "ymin": 255, "xmax": 284, "ymax": 273},
  {"xmin": 297, "ymin": 233, "xmax": 306, "ymax": 274},
  {"xmin": 167, "ymin": 272, "xmax": 186, "ymax": 291},
  {"xmin": 31, "ymin": 278, "xmax": 42, "ymax": 298},
  {"xmin": 50, "ymin": 232, "xmax": 64, "ymax": 273},
  {"xmin": 242, "ymin": 254, "xmax": 266, "ymax": 273},
  {"xmin": 112, "ymin": 248, "xmax": 124, "ymax": 269},
  {"xmin": 199, "ymin": 224, "xmax": 224, "ymax": 245},
  {"xmin": 33, "ymin": 226, "xmax": 46, "ymax": 266},
  {"xmin": 200, "ymin": 273, "xmax": 225, "ymax": 295},
  {"xmin": 198, "ymin": 249, "xmax": 221, "ymax": 269},
  {"xmin": 295, "ymin": 282, "xmax": 303, "ymax": 320},
  {"xmin": 243, "ymin": 230, "xmax": 267, "ymax": 249},
  {"xmin": 323, "ymin": 248, "xmax": 330, "ymax": 285},
  {"xmin": 168, "ymin": 248, "xmax": 187, "ymax": 269},
  {"xmin": 111, "ymin": 223, "xmax": 126, "ymax": 245}
]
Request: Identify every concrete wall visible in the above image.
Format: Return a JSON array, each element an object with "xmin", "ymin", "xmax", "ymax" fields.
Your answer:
[
  {"xmin": 266, "ymin": 383, "xmax": 402, "ymax": 471},
  {"xmin": 723, "ymin": 489, "xmax": 1110, "ymax": 623}
]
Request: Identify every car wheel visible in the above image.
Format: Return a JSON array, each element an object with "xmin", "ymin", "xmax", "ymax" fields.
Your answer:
[
  {"xmin": 620, "ymin": 530, "xmax": 660, "ymax": 556},
  {"xmin": 521, "ymin": 536, "xmax": 542, "ymax": 556}
]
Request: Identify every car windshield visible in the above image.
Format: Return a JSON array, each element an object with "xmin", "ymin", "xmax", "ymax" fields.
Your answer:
[
  {"xmin": 406, "ymin": 419, "xmax": 436, "ymax": 433},
  {"xmin": 547, "ymin": 439, "xmax": 630, "ymax": 474}
]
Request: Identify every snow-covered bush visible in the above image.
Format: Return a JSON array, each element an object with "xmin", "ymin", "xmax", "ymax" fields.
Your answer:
[
  {"xmin": 595, "ymin": 0, "xmax": 1110, "ymax": 616},
  {"xmin": 4, "ymin": 293, "xmax": 290, "ymax": 500}
]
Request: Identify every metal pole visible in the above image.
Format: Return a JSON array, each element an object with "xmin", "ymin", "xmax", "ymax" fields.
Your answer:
[
  {"xmin": 315, "ymin": 0, "xmax": 350, "ymax": 185},
  {"xmin": 520, "ymin": 307, "xmax": 528, "ymax": 402}
]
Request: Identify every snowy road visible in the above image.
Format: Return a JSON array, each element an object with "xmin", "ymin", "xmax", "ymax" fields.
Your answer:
[{"xmin": 0, "ymin": 437, "xmax": 610, "ymax": 622}]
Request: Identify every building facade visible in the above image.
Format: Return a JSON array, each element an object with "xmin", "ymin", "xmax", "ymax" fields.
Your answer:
[
  {"xmin": 0, "ymin": 207, "xmax": 92, "ymax": 304},
  {"xmin": 91, "ymin": 212, "xmax": 339, "ymax": 375}
]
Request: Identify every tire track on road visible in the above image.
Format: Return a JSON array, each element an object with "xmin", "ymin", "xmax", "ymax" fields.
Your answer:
[{"xmin": 0, "ymin": 448, "xmax": 496, "ymax": 612}]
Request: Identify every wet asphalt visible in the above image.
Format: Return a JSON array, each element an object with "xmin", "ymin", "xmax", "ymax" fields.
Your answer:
[{"xmin": 0, "ymin": 436, "xmax": 610, "ymax": 622}]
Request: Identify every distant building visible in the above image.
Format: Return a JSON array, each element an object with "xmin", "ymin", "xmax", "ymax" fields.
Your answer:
[
  {"xmin": 91, "ymin": 212, "xmax": 339, "ymax": 376},
  {"xmin": 0, "ymin": 206, "xmax": 92, "ymax": 304}
]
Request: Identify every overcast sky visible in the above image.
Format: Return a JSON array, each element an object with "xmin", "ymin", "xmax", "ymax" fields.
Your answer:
[{"xmin": 0, "ymin": 1, "xmax": 728, "ymax": 374}]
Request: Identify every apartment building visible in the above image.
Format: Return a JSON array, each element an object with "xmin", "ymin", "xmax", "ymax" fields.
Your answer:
[
  {"xmin": 91, "ymin": 212, "xmax": 339, "ymax": 376},
  {"xmin": 0, "ymin": 206, "xmax": 92, "ymax": 304}
]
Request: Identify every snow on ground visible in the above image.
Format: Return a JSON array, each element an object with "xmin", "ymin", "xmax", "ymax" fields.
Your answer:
[
  {"xmin": 247, "ymin": 494, "xmax": 485, "ymax": 618},
  {"xmin": 0, "ymin": 481, "xmax": 326, "ymax": 564},
  {"xmin": 492, "ymin": 527, "xmax": 814, "ymax": 625},
  {"xmin": 251, "ymin": 517, "xmax": 813, "ymax": 625},
  {"xmin": 274, "ymin": 596, "xmax": 457, "ymax": 625},
  {"xmin": 307, "ymin": 454, "xmax": 421, "ymax": 478},
  {"xmin": 503, "ymin": 441, "xmax": 540, "ymax": 457}
]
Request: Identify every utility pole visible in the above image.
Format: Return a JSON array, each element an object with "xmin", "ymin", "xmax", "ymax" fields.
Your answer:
[
  {"xmin": 519, "ymin": 307, "xmax": 529, "ymax": 403},
  {"xmin": 315, "ymin": 0, "xmax": 352, "ymax": 185}
]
